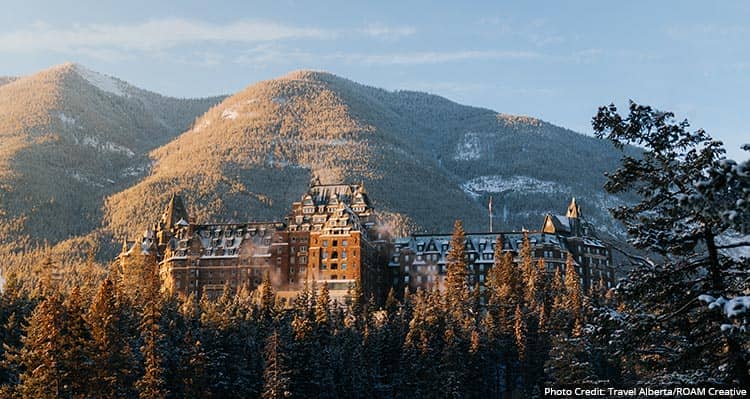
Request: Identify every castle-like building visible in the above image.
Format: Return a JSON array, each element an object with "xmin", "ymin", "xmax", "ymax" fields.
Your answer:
[
  {"xmin": 389, "ymin": 198, "xmax": 613, "ymax": 299},
  {"xmin": 119, "ymin": 183, "xmax": 389, "ymax": 304},
  {"xmin": 119, "ymin": 184, "xmax": 614, "ymax": 304}
]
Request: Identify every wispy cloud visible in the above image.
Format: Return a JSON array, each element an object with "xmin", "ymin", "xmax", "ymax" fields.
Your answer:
[
  {"xmin": 344, "ymin": 50, "xmax": 539, "ymax": 65},
  {"xmin": 0, "ymin": 18, "xmax": 335, "ymax": 54},
  {"xmin": 235, "ymin": 46, "xmax": 540, "ymax": 67},
  {"xmin": 360, "ymin": 23, "xmax": 416, "ymax": 39}
]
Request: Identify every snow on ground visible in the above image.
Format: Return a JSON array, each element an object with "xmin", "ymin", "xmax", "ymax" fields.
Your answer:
[
  {"xmin": 716, "ymin": 231, "xmax": 750, "ymax": 260},
  {"xmin": 699, "ymin": 294, "xmax": 750, "ymax": 332},
  {"xmin": 74, "ymin": 64, "xmax": 129, "ymax": 97},
  {"xmin": 454, "ymin": 132, "xmax": 482, "ymax": 161},
  {"xmin": 221, "ymin": 109, "xmax": 239, "ymax": 120},
  {"xmin": 80, "ymin": 136, "xmax": 135, "ymax": 158},
  {"xmin": 121, "ymin": 163, "xmax": 151, "ymax": 178},
  {"xmin": 461, "ymin": 175, "xmax": 569, "ymax": 198},
  {"xmin": 58, "ymin": 113, "xmax": 76, "ymax": 125},
  {"xmin": 193, "ymin": 119, "xmax": 211, "ymax": 132}
]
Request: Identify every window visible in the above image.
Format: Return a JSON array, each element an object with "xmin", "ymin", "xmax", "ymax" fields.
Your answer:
[
  {"xmin": 342, "ymin": 239, "xmax": 348, "ymax": 246},
  {"xmin": 404, "ymin": 275, "xmax": 410, "ymax": 283},
  {"xmin": 331, "ymin": 263, "xmax": 338, "ymax": 270},
  {"xmin": 333, "ymin": 240, "xmax": 338, "ymax": 246},
  {"xmin": 277, "ymin": 247, "xmax": 282, "ymax": 254},
  {"xmin": 341, "ymin": 263, "xmax": 347, "ymax": 270},
  {"xmin": 342, "ymin": 250, "xmax": 347, "ymax": 259},
  {"xmin": 322, "ymin": 251, "xmax": 328, "ymax": 259},
  {"xmin": 331, "ymin": 251, "xmax": 338, "ymax": 259},
  {"xmin": 479, "ymin": 275, "xmax": 485, "ymax": 282},
  {"xmin": 320, "ymin": 264, "xmax": 327, "ymax": 270},
  {"xmin": 299, "ymin": 256, "xmax": 307, "ymax": 264},
  {"xmin": 331, "ymin": 275, "xmax": 337, "ymax": 280},
  {"xmin": 323, "ymin": 240, "xmax": 328, "ymax": 247}
]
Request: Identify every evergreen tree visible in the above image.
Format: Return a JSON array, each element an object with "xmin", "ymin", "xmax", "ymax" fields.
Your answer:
[
  {"xmin": 13, "ymin": 293, "xmax": 68, "ymax": 399},
  {"xmin": 592, "ymin": 102, "xmax": 750, "ymax": 386},
  {"xmin": 514, "ymin": 304, "xmax": 527, "ymax": 363},
  {"xmin": 564, "ymin": 254, "xmax": 583, "ymax": 336},
  {"xmin": 136, "ymin": 271, "xmax": 168, "ymax": 399},
  {"xmin": 258, "ymin": 271, "xmax": 276, "ymax": 324},
  {"xmin": 444, "ymin": 219, "xmax": 470, "ymax": 323},
  {"xmin": 262, "ymin": 330, "xmax": 291, "ymax": 399},
  {"xmin": 61, "ymin": 286, "xmax": 93, "ymax": 397},
  {"xmin": 87, "ymin": 278, "xmax": 136, "ymax": 399}
]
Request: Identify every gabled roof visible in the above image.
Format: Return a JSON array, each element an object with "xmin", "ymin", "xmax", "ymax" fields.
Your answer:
[{"xmin": 542, "ymin": 213, "xmax": 571, "ymax": 234}]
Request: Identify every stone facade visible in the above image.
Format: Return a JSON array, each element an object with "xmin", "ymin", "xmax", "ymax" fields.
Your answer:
[
  {"xmin": 119, "ymin": 188, "xmax": 613, "ymax": 305},
  {"xmin": 389, "ymin": 198, "xmax": 615, "ymax": 298},
  {"xmin": 119, "ymin": 183, "xmax": 389, "ymax": 304}
]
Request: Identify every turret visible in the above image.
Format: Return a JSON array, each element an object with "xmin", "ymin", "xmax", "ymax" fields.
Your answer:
[{"xmin": 566, "ymin": 198, "xmax": 582, "ymax": 236}]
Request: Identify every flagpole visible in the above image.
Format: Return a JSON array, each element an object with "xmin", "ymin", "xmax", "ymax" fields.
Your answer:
[{"xmin": 489, "ymin": 196, "xmax": 493, "ymax": 233}]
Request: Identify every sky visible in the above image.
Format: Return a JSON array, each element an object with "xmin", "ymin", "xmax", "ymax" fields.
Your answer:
[{"xmin": 1, "ymin": 0, "xmax": 748, "ymax": 159}]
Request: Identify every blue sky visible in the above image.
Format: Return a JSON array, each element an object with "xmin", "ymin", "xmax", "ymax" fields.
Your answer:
[{"xmin": 2, "ymin": 0, "xmax": 748, "ymax": 159}]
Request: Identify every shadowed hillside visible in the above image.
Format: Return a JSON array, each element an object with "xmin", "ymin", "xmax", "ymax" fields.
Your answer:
[{"xmin": 105, "ymin": 70, "xmax": 632, "ymax": 242}]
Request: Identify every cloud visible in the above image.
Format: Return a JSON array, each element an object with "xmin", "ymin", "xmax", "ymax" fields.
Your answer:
[
  {"xmin": 235, "ymin": 46, "xmax": 540, "ymax": 67},
  {"xmin": 345, "ymin": 50, "xmax": 539, "ymax": 65},
  {"xmin": 0, "ymin": 18, "xmax": 335, "ymax": 54},
  {"xmin": 360, "ymin": 23, "xmax": 416, "ymax": 39}
]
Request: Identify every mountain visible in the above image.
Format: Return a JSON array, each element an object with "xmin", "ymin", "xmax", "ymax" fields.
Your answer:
[
  {"xmin": 0, "ymin": 63, "xmax": 224, "ymax": 251},
  {"xmin": 104, "ymin": 70, "xmax": 632, "ymax": 241}
]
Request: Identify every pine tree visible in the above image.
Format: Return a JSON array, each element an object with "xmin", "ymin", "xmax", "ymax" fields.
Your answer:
[
  {"xmin": 262, "ymin": 330, "xmax": 291, "ymax": 399},
  {"xmin": 549, "ymin": 266, "xmax": 568, "ymax": 332},
  {"xmin": 444, "ymin": 219, "xmax": 470, "ymax": 323},
  {"xmin": 487, "ymin": 248, "xmax": 519, "ymax": 334},
  {"xmin": 514, "ymin": 304, "xmax": 527, "ymax": 362},
  {"xmin": 136, "ymin": 286, "xmax": 168, "ymax": 399},
  {"xmin": 520, "ymin": 234, "xmax": 538, "ymax": 309},
  {"xmin": 259, "ymin": 271, "xmax": 276, "ymax": 323},
  {"xmin": 61, "ymin": 286, "xmax": 93, "ymax": 397},
  {"xmin": 14, "ymin": 293, "xmax": 68, "ymax": 399},
  {"xmin": 87, "ymin": 278, "xmax": 136, "ymax": 399},
  {"xmin": 564, "ymin": 254, "xmax": 583, "ymax": 336}
]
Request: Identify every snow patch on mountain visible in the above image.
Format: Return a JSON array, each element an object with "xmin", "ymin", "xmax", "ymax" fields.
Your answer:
[
  {"xmin": 58, "ymin": 113, "xmax": 76, "ymax": 125},
  {"xmin": 74, "ymin": 64, "xmax": 129, "ymax": 97},
  {"xmin": 221, "ymin": 109, "xmax": 239, "ymax": 120},
  {"xmin": 454, "ymin": 132, "xmax": 482, "ymax": 160},
  {"xmin": 79, "ymin": 136, "xmax": 135, "ymax": 157},
  {"xmin": 462, "ymin": 175, "xmax": 569, "ymax": 198}
]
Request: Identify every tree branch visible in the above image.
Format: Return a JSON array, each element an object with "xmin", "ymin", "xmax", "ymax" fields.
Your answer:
[{"xmin": 716, "ymin": 241, "xmax": 750, "ymax": 250}]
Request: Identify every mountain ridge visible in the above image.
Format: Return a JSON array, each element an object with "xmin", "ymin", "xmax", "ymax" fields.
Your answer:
[
  {"xmin": 104, "ymin": 68, "xmax": 631, "ymax": 243},
  {"xmin": 0, "ymin": 64, "xmax": 632, "ymax": 279},
  {"xmin": 0, "ymin": 63, "xmax": 225, "ymax": 250}
]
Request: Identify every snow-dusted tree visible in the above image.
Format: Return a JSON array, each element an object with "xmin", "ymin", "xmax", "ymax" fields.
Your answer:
[
  {"xmin": 262, "ymin": 330, "xmax": 291, "ymax": 399},
  {"xmin": 592, "ymin": 101, "xmax": 744, "ymax": 290},
  {"xmin": 87, "ymin": 278, "xmax": 136, "ymax": 399},
  {"xmin": 445, "ymin": 219, "xmax": 470, "ymax": 324},
  {"xmin": 592, "ymin": 102, "xmax": 749, "ymax": 386}
]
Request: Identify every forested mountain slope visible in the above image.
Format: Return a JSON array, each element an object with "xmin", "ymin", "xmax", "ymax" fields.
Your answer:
[
  {"xmin": 105, "ymin": 70, "xmax": 632, "ymax": 241},
  {"xmin": 0, "ymin": 63, "xmax": 224, "ymax": 250}
]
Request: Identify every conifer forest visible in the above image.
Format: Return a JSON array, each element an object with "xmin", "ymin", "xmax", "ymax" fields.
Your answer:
[{"xmin": 0, "ymin": 102, "xmax": 748, "ymax": 398}]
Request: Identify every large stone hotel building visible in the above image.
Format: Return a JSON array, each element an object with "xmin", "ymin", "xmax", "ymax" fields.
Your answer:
[{"xmin": 119, "ymin": 184, "xmax": 613, "ymax": 303}]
